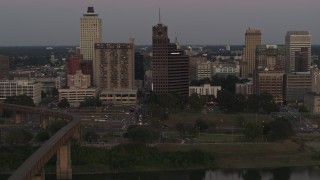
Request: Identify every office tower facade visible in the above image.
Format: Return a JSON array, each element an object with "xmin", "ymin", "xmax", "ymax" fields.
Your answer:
[
  {"xmin": 285, "ymin": 31, "xmax": 311, "ymax": 73},
  {"xmin": 152, "ymin": 22, "xmax": 189, "ymax": 96},
  {"xmin": 196, "ymin": 62, "xmax": 212, "ymax": 80},
  {"xmin": 67, "ymin": 56, "xmax": 80, "ymax": 75},
  {"xmin": 284, "ymin": 72, "xmax": 311, "ymax": 104},
  {"xmin": 67, "ymin": 70, "xmax": 91, "ymax": 88},
  {"xmin": 80, "ymin": 6, "xmax": 102, "ymax": 61},
  {"xmin": 0, "ymin": 55, "xmax": 9, "ymax": 80},
  {"xmin": 94, "ymin": 39, "xmax": 135, "ymax": 90},
  {"xmin": 134, "ymin": 52, "xmax": 145, "ymax": 81},
  {"xmin": 253, "ymin": 71, "xmax": 284, "ymax": 104},
  {"xmin": 241, "ymin": 28, "xmax": 261, "ymax": 78},
  {"xmin": 189, "ymin": 55, "xmax": 207, "ymax": 81},
  {"xmin": 295, "ymin": 47, "xmax": 309, "ymax": 72},
  {"xmin": 255, "ymin": 45, "xmax": 285, "ymax": 71}
]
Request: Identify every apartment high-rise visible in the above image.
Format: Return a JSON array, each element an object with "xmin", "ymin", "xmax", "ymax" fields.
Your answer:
[
  {"xmin": 80, "ymin": 6, "xmax": 102, "ymax": 61},
  {"xmin": 94, "ymin": 39, "xmax": 135, "ymax": 90},
  {"xmin": 285, "ymin": 31, "xmax": 311, "ymax": 73},
  {"xmin": 241, "ymin": 28, "xmax": 261, "ymax": 78},
  {"xmin": 152, "ymin": 20, "xmax": 189, "ymax": 96},
  {"xmin": 0, "ymin": 55, "xmax": 9, "ymax": 80}
]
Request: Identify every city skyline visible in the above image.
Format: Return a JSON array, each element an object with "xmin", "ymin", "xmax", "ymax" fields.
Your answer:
[{"xmin": 0, "ymin": 0, "xmax": 319, "ymax": 46}]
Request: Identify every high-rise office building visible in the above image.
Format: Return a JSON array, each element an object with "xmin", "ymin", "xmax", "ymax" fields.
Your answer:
[
  {"xmin": 94, "ymin": 39, "xmax": 135, "ymax": 90},
  {"xmin": 241, "ymin": 28, "xmax": 261, "ymax": 78},
  {"xmin": 285, "ymin": 31, "xmax": 311, "ymax": 73},
  {"xmin": 295, "ymin": 47, "xmax": 309, "ymax": 72},
  {"xmin": 255, "ymin": 45, "xmax": 285, "ymax": 71},
  {"xmin": 80, "ymin": 6, "xmax": 102, "ymax": 61},
  {"xmin": 67, "ymin": 56, "xmax": 80, "ymax": 75},
  {"xmin": 0, "ymin": 55, "xmax": 9, "ymax": 80},
  {"xmin": 152, "ymin": 20, "xmax": 189, "ymax": 96}
]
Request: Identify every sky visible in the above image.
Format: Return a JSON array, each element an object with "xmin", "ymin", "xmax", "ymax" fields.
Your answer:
[{"xmin": 0, "ymin": 0, "xmax": 319, "ymax": 46}]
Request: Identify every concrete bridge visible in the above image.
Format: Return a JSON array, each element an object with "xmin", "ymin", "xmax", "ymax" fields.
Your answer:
[{"xmin": 0, "ymin": 103, "xmax": 81, "ymax": 180}]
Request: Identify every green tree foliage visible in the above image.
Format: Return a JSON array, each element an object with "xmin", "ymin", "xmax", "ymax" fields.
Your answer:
[
  {"xmin": 79, "ymin": 96, "xmax": 102, "ymax": 108},
  {"xmin": 243, "ymin": 123, "xmax": 262, "ymax": 142},
  {"xmin": 124, "ymin": 125, "xmax": 159, "ymax": 143},
  {"xmin": 0, "ymin": 145, "xmax": 38, "ymax": 170},
  {"xmin": 35, "ymin": 131, "xmax": 50, "ymax": 142},
  {"xmin": 4, "ymin": 94, "xmax": 35, "ymax": 107},
  {"xmin": 49, "ymin": 120, "xmax": 68, "ymax": 135},
  {"xmin": 266, "ymin": 118, "xmax": 294, "ymax": 141},
  {"xmin": 145, "ymin": 93, "xmax": 184, "ymax": 119},
  {"xmin": 195, "ymin": 119, "xmax": 209, "ymax": 132},
  {"xmin": 217, "ymin": 90, "xmax": 246, "ymax": 112},
  {"xmin": 188, "ymin": 93, "xmax": 205, "ymax": 112},
  {"xmin": 83, "ymin": 131, "xmax": 100, "ymax": 143},
  {"xmin": 247, "ymin": 93, "xmax": 278, "ymax": 114},
  {"xmin": 4, "ymin": 129, "xmax": 34, "ymax": 145},
  {"xmin": 218, "ymin": 91, "xmax": 278, "ymax": 114},
  {"xmin": 58, "ymin": 98, "xmax": 70, "ymax": 108}
]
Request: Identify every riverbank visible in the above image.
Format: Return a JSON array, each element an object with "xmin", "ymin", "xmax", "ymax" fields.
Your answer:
[{"xmin": 157, "ymin": 135, "xmax": 320, "ymax": 169}]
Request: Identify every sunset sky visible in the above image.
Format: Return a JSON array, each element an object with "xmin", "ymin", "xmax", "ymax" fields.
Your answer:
[{"xmin": 0, "ymin": 0, "xmax": 319, "ymax": 46}]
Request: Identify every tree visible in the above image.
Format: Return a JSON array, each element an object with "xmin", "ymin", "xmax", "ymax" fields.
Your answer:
[
  {"xmin": 243, "ymin": 123, "xmax": 262, "ymax": 142},
  {"xmin": 4, "ymin": 129, "xmax": 34, "ymax": 145},
  {"xmin": 266, "ymin": 118, "xmax": 294, "ymax": 141},
  {"xmin": 49, "ymin": 120, "xmax": 68, "ymax": 135},
  {"xmin": 79, "ymin": 96, "xmax": 102, "ymax": 108},
  {"xmin": 188, "ymin": 93, "xmax": 205, "ymax": 112},
  {"xmin": 58, "ymin": 98, "xmax": 70, "ymax": 108},
  {"xmin": 83, "ymin": 131, "xmax": 99, "ymax": 143},
  {"xmin": 124, "ymin": 125, "xmax": 159, "ymax": 143},
  {"xmin": 35, "ymin": 131, "xmax": 50, "ymax": 142},
  {"xmin": 195, "ymin": 119, "xmax": 209, "ymax": 132},
  {"xmin": 4, "ymin": 94, "xmax": 35, "ymax": 107}
]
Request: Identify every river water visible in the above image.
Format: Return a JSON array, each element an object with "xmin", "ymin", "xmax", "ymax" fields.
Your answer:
[
  {"xmin": 2, "ymin": 167, "xmax": 320, "ymax": 179},
  {"xmin": 45, "ymin": 166, "xmax": 320, "ymax": 180}
]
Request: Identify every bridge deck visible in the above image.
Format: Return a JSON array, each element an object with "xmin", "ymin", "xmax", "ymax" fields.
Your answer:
[{"xmin": 0, "ymin": 103, "xmax": 81, "ymax": 180}]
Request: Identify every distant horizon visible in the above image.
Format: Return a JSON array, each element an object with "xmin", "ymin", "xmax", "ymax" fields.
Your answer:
[
  {"xmin": 1, "ymin": 44, "xmax": 320, "ymax": 48},
  {"xmin": 0, "ymin": 0, "xmax": 319, "ymax": 46}
]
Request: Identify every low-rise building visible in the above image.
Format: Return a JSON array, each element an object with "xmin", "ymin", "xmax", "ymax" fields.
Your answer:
[
  {"xmin": 100, "ymin": 90, "xmax": 137, "ymax": 105},
  {"xmin": 189, "ymin": 84, "xmax": 221, "ymax": 97},
  {"xmin": 58, "ymin": 88, "xmax": 99, "ymax": 107},
  {"xmin": 235, "ymin": 82, "xmax": 253, "ymax": 95},
  {"xmin": 0, "ymin": 80, "xmax": 42, "ymax": 104}
]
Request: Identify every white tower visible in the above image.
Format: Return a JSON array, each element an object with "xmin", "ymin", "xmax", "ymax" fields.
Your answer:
[{"xmin": 80, "ymin": 6, "xmax": 102, "ymax": 61}]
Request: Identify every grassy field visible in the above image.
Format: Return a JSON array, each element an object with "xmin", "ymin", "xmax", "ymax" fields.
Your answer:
[
  {"xmin": 157, "ymin": 134, "xmax": 320, "ymax": 169},
  {"xmin": 164, "ymin": 112, "xmax": 273, "ymax": 129}
]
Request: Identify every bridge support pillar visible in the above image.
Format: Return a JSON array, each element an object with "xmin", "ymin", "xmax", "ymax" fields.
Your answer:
[
  {"xmin": 40, "ymin": 115, "xmax": 49, "ymax": 129},
  {"xmin": 31, "ymin": 169, "xmax": 45, "ymax": 180},
  {"xmin": 56, "ymin": 141, "xmax": 72, "ymax": 180},
  {"xmin": 14, "ymin": 111, "xmax": 23, "ymax": 124}
]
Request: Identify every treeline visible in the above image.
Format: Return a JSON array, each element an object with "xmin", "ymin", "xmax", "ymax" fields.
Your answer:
[
  {"xmin": 0, "ymin": 145, "xmax": 39, "ymax": 171},
  {"xmin": 72, "ymin": 143, "xmax": 215, "ymax": 171}
]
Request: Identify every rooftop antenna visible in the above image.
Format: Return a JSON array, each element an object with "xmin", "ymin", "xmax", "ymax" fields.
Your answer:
[{"xmin": 159, "ymin": 8, "xmax": 161, "ymax": 23}]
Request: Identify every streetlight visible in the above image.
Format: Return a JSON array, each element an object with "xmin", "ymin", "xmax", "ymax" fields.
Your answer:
[{"xmin": 261, "ymin": 121, "xmax": 264, "ymax": 143}]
